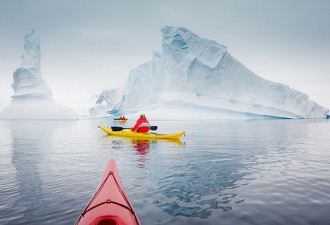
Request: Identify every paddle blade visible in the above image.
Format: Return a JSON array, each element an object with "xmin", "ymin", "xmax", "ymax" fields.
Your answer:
[
  {"xmin": 111, "ymin": 126, "xmax": 157, "ymax": 131},
  {"xmin": 111, "ymin": 126, "xmax": 124, "ymax": 131},
  {"xmin": 150, "ymin": 126, "xmax": 158, "ymax": 130}
]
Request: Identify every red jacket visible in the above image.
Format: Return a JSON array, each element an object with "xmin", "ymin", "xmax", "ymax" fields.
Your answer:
[{"xmin": 131, "ymin": 117, "xmax": 150, "ymax": 133}]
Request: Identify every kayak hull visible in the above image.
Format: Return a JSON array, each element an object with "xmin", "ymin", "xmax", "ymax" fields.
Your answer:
[
  {"xmin": 116, "ymin": 119, "xmax": 127, "ymax": 123},
  {"xmin": 75, "ymin": 159, "xmax": 140, "ymax": 225},
  {"xmin": 98, "ymin": 125, "xmax": 185, "ymax": 140}
]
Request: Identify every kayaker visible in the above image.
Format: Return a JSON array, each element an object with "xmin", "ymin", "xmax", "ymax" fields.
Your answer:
[{"xmin": 131, "ymin": 114, "xmax": 150, "ymax": 133}]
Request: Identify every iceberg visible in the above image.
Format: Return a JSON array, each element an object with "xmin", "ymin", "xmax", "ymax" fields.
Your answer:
[
  {"xmin": 89, "ymin": 88, "xmax": 123, "ymax": 118},
  {"xmin": 11, "ymin": 30, "xmax": 52, "ymax": 100},
  {"xmin": 0, "ymin": 30, "xmax": 77, "ymax": 120},
  {"xmin": 91, "ymin": 26, "xmax": 328, "ymax": 119}
]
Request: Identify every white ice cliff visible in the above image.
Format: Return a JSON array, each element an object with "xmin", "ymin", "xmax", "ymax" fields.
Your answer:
[
  {"xmin": 0, "ymin": 30, "xmax": 77, "ymax": 120},
  {"xmin": 91, "ymin": 26, "xmax": 328, "ymax": 119}
]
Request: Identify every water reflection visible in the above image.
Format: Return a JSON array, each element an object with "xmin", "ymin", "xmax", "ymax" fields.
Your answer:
[
  {"xmin": 101, "ymin": 135, "xmax": 184, "ymax": 170},
  {"xmin": 149, "ymin": 155, "xmax": 249, "ymax": 218},
  {"xmin": 131, "ymin": 139, "xmax": 150, "ymax": 155},
  {"xmin": 9, "ymin": 121, "xmax": 56, "ymax": 222},
  {"xmin": 146, "ymin": 120, "xmax": 315, "ymax": 220}
]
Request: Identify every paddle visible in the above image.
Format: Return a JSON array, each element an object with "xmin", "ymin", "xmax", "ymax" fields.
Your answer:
[
  {"xmin": 114, "ymin": 118, "xmax": 127, "ymax": 120},
  {"xmin": 111, "ymin": 126, "xmax": 158, "ymax": 131}
]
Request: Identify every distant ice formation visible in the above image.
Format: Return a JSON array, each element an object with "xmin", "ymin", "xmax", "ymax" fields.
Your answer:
[
  {"xmin": 0, "ymin": 30, "xmax": 77, "ymax": 120},
  {"xmin": 91, "ymin": 26, "xmax": 329, "ymax": 119},
  {"xmin": 89, "ymin": 88, "xmax": 123, "ymax": 118},
  {"xmin": 11, "ymin": 29, "xmax": 52, "ymax": 100}
]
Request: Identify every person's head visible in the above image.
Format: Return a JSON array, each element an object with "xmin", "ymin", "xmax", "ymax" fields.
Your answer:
[{"xmin": 140, "ymin": 114, "xmax": 145, "ymax": 118}]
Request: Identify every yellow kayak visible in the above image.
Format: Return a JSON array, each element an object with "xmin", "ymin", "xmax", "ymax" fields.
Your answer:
[
  {"xmin": 114, "ymin": 118, "xmax": 128, "ymax": 123},
  {"xmin": 98, "ymin": 125, "xmax": 185, "ymax": 140}
]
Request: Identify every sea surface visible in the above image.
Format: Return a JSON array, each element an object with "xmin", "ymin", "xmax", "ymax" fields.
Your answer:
[{"xmin": 0, "ymin": 119, "xmax": 330, "ymax": 225}]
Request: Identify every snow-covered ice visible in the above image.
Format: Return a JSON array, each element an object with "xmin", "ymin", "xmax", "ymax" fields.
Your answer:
[{"xmin": 0, "ymin": 30, "xmax": 77, "ymax": 120}]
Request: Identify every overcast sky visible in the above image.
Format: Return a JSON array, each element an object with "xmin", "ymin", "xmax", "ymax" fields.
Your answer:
[{"xmin": 1, "ymin": 0, "xmax": 329, "ymax": 112}]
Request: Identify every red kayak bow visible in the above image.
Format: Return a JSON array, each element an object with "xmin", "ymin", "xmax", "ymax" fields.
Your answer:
[{"xmin": 75, "ymin": 159, "xmax": 140, "ymax": 225}]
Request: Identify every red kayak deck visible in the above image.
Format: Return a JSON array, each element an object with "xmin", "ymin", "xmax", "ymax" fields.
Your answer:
[{"xmin": 75, "ymin": 159, "xmax": 140, "ymax": 225}]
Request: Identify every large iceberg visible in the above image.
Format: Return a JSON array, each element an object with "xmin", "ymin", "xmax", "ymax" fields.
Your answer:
[
  {"xmin": 0, "ymin": 30, "xmax": 77, "ymax": 120},
  {"xmin": 91, "ymin": 26, "xmax": 328, "ymax": 119}
]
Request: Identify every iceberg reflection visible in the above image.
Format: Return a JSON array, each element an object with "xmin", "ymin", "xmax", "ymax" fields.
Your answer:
[{"xmin": 10, "ymin": 121, "xmax": 54, "ymax": 221}]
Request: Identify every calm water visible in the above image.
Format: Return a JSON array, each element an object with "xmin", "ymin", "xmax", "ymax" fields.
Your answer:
[{"xmin": 0, "ymin": 119, "xmax": 330, "ymax": 225}]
